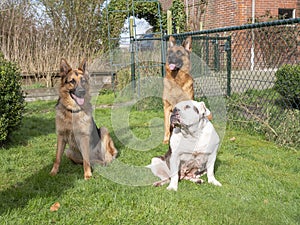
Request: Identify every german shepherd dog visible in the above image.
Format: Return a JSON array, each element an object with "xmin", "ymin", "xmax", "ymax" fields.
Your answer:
[
  {"xmin": 163, "ymin": 36, "xmax": 194, "ymax": 144},
  {"xmin": 50, "ymin": 58, "xmax": 117, "ymax": 180}
]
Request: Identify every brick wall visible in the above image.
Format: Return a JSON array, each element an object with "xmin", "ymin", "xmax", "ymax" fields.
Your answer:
[
  {"xmin": 158, "ymin": 0, "xmax": 299, "ymax": 69},
  {"xmin": 197, "ymin": 0, "xmax": 299, "ymax": 69},
  {"xmin": 158, "ymin": 0, "xmax": 299, "ymax": 29},
  {"xmin": 202, "ymin": 0, "xmax": 298, "ymax": 29},
  {"xmin": 202, "ymin": 0, "xmax": 237, "ymax": 29}
]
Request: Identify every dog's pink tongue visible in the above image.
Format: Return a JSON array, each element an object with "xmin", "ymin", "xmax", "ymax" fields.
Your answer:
[
  {"xmin": 76, "ymin": 97, "xmax": 84, "ymax": 106},
  {"xmin": 72, "ymin": 94, "xmax": 85, "ymax": 106},
  {"xmin": 169, "ymin": 64, "xmax": 176, "ymax": 71}
]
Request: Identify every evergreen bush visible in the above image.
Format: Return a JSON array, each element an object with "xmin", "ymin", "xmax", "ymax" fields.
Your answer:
[
  {"xmin": 0, "ymin": 53, "xmax": 25, "ymax": 144},
  {"xmin": 274, "ymin": 64, "xmax": 300, "ymax": 109}
]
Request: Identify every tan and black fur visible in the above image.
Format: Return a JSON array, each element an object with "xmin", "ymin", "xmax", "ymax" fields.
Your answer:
[
  {"xmin": 163, "ymin": 36, "xmax": 194, "ymax": 144},
  {"xmin": 50, "ymin": 58, "xmax": 117, "ymax": 180}
]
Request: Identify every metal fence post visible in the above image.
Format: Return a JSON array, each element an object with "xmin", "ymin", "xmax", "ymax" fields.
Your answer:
[
  {"xmin": 214, "ymin": 34, "xmax": 220, "ymax": 71},
  {"xmin": 161, "ymin": 36, "xmax": 167, "ymax": 77},
  {"xmin": 205, "ymin": 36, "xmax": 209, "ymax": 75},
  {"xmin": 129, "ymin": 17, "xmax": 136, "ymax": 92},
  {"xmin": 225, "ymin": 36, "xmax": 232, "ymax": 97}
]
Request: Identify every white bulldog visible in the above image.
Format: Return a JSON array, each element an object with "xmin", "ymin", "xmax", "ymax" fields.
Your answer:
[{"xmin": 147, "ymin": 100, "xmax": 222, "ymax": 191}]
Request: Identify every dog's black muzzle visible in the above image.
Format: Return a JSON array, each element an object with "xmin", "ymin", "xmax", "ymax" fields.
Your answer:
[
  {"xmin": 170, "ymin": 107, "xmax": 181, "ymax": 127},
  {"xmin": 73, "ymin": 86, "xmax": 86, "ymax": 98},
  {"xmin": 167, "ymin": 55, "xmax": 183, "ymax": 70}
]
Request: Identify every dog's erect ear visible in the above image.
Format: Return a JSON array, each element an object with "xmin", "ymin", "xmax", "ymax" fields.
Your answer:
[
  {"xmin": 60, "ymin": 58, "xmax": 72, "ymax": 76},
  {"xmin": 78, "ymin": 58, "xmax": 87, "ymax": 73},
  {"xmin": 182, "ymin": 36, "xmax": 192, "ymax": 52},
  {"xmin": 169, "ymin": 36, "xmax": 176, "ymax": 48}
]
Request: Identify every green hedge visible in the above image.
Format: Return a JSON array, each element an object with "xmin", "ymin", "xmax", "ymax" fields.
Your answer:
[
  {"xmin": 0, "ymin": 53, "xmax": 25, "ymax": 145},
  {"xmin": 274, "ymin": 64, "xmax": 300, "ymax": 109}
]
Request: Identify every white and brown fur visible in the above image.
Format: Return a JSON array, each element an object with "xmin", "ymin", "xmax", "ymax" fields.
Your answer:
[
  {"xmin": 50, "ymin": 58, "xmax": 117, "ymax": 180},
  {"xmin": 163, "ymin": 36, "xmax": 213, "ymax": 144},
  {"xmin": 147, "ymin": 100, "xmax": 221, "ymax": 191}
]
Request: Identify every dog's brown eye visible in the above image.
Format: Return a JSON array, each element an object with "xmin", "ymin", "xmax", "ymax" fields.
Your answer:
[
  {"xmin": 176, "ymin": 50, "xmax": 183, "ymax": 56},
  {"xmin": 69, "ymin": 79, "xmax": 76, "ymax": 84},
  {"xmin": 184, "ymin": 105, "xmax": 191, "ymax": 110}
]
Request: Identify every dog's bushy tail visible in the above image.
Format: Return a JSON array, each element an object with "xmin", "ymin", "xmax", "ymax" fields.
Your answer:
[{"xmin": 99, "ymin": 127, "xmax": 118, "ymax": 163}]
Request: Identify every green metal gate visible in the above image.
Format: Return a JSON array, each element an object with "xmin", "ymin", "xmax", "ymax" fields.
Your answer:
[{"xmin": 190, "ymin": 35, "xmax": 231, "ymax": 97}]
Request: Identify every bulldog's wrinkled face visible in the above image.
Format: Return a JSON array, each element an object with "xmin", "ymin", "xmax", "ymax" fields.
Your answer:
[{"xmin": 170, "ymin": 100, "xmax": 210, "ymax": 135}]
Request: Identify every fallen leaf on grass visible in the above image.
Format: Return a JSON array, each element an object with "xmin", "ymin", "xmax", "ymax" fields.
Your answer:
[
  {"xmin": 229, "ymin": 137, "xmax": 236, "ymax": 141},
  {"xmin": 50, "ymin": 202, "xmax": 60, "ymax": 212}
]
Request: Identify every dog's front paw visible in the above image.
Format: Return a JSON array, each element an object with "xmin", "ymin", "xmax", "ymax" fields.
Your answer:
[
  {"xmin": 153, "ymin": 181, "xmax": 162, "ymax": 187},
  {"xmin": 84, "ymin": 172, "xmax": 92, "ymax": 180},
  {"xmin": 49, "ymin": 170, "xmax": 57, "ymax": 176},
  {"xmin": 208, "ymin": 179, "xmax": 222, "ymax": 186},
  {"xmin": 166, "ymin": 184, "xmax": 178, "ymax": 191},
  {"xmin": 50, "ymin": 166, "xmax": 59, "ymax": 176}
]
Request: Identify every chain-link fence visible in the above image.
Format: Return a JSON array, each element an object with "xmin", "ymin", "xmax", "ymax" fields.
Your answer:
[
  {"xmin": 169, "ymin": 18, "xmax": 300, "ymax": 149},
  {"xmin": 117, "ymin": 18, "xmax": 299, "ymax": 149}
]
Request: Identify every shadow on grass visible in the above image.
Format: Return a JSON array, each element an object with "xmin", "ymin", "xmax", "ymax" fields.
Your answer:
[
  {"xmin": 4, "ymin": 115, "xmax": 55, "ymax": 148},
  {"xmin": 214, "ymin": 157, "xmax": 222, "ymax": 174},
  {"xmin": 1, "ymin": 100, "xmax": 56, "ymax": 148},
  {"xmin": 0, "ymin": 161, "xmax": 81, "ymax": 216}
]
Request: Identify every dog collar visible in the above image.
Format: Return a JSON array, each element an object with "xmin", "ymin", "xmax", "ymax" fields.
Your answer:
[
  {"xmin": 67, "ymin": 108, "xmax": 82, "ymax": 113},
  {"xmin": 57, "ymin": 100, "xmax": 83, "ymax": 113}
]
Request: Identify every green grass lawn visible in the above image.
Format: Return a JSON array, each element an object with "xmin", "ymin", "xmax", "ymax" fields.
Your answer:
[{"xmin": 0, "ymin": 93, "xmax": 299, "ymax": 225}]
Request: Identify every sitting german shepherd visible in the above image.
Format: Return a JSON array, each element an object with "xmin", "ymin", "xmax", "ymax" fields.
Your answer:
[
  {"xmin": 50, "ymin": 58, "xmax": 117, "ymax": 180},
  {"xmin": 163, "ymin": 36, "xmax": 194, "ymax": 144}
]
